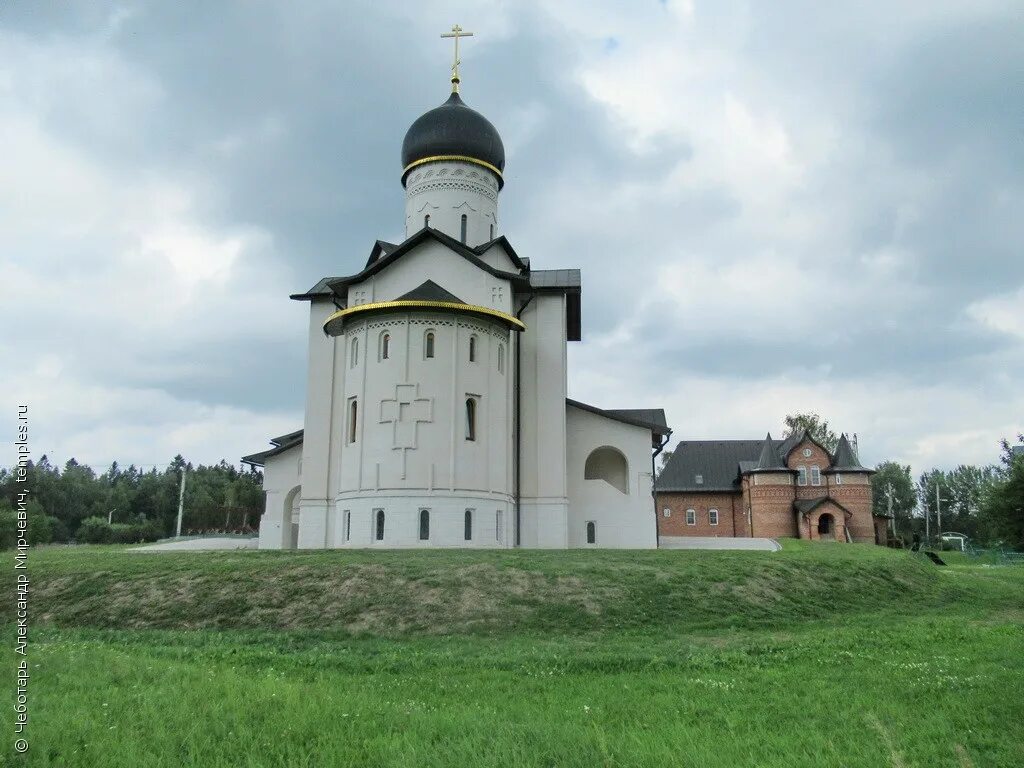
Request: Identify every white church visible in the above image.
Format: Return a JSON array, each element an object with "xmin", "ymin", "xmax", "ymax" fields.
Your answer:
[{"xmin": 243, "ymin": 34, "xmax": 671, "ymax": 549}]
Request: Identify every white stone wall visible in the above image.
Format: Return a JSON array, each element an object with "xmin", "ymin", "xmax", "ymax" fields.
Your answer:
[
  {"xmin": 517, "ymin": 293, "xmax": 569, "ymax": 547},
  {"xmin": 363, "ymin": 239, "xmax": 514, "ymax": 312},
  {"xmin": 566, "ymin": 404, "xmax": 657, "ymax": 549},
  {"xmin": 257, "ymin": 443, "xmax": 302, "ymax": 550},
  {"xmin": 404, "ymin": 160, "xmax": 500, "ymax": 246},
  {"xmin": 327, "ymin": 307, "xmax": 514, "ymax": 548}
]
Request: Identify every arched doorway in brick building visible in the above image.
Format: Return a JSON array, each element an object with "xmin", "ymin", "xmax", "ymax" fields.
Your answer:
[{"xmin": 818, "ymin": 513, "xmax": 835, "ymax": 541}]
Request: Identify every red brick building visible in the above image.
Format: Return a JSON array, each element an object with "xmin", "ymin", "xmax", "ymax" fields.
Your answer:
[{"xmin": 655, "ymin": 431, "xmax": 888, "ymax": 544}]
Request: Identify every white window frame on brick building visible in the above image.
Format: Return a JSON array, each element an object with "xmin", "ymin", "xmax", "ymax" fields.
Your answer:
[
  {"xmin": 663, "ymin": 508, "xmax": 671, "ymax": 518},
  {"xmin": 810, "ymin": 465, "xmax": 821, "ymax": 486},
  {"xmin": 685, "ymin": 509, "xmax": 696, "ymax": 526},
  {"xmin": 709, "ymin": 508, "xmax": 719, "ymax": 526},
  {"xmin": 797, "ymin": 466, "xmax": 808, "ymax": 486}
]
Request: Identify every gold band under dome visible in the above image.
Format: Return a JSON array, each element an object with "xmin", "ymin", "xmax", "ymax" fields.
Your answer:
[
  {"xmin": 323, "ymin": 300, "xmax": 525, "ymax": 336},
  {"xmin": 402, "ymin": 155, "xmax": 504, "ymax": 179}
]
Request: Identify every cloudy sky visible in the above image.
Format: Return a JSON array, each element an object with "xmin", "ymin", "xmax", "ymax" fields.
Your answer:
[{"xmin": 1, "ymin": 0, "xmax": 1021, "ymax": 476}]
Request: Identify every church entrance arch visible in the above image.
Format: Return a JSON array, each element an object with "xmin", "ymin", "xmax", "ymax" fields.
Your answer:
[
  {"xmin": 584, "ymin": 446, "xmax": 629, "ymax": 494},
  {"xmin": 817, "ymin": 512, "xmax": 835, "ymax": 541},
  {"xmin": 283, "ymin": 486, "xmax": 301, "ymax": 549}
]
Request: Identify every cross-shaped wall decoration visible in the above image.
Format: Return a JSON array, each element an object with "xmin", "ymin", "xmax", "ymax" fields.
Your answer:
[{"xmin": 379, "ymin": 383, "xmax": 433, "ymax": 479}]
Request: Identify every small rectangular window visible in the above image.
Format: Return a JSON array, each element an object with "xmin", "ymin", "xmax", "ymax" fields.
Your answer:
[
  {"xmin": 810, "ymin": 466, "xmax": 821, "ymax": 486},
  {"xmin": 464, "ymin": 509, "xmax": 473, "ymax": 541},
  {"xmin": 663, "ymin": 508, "xmax": 671, "ymax": 518},
  {"xmin": 835, "ymin": 473, "xmax": 843, "ymax": 485},
  {"xmin": 695, "ymin": 474, "xmax": 703, "ymax": 485},
  {"xmin": 344, "ymin": 510, "xmax": 351, "ymax": 543},
  {"xmin": 797, "ymin": 466, "xmax": 807, "ymax": 486},
  {"xmin": 348, "ymin": 399, "xmax": 358, "ymax": 444},
  {"xmin": 709, "ymin": 509, "xmax": 719, "ymax": 526},
  {"xmin": 686, "ymin": 509, "xmax": 696, "ymax": 526},
  {"xmin": 586, "ymin": 521, "xmax": 596, "ymax": 544},
  {"xmin": 461, "ymin": 214, "xmax": 468, "ymax": 243}
]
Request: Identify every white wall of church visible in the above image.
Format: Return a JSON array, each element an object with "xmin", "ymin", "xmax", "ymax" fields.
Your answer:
[
  {"xmin": 566, "ymin": 405, "xmax": 658, "ymax": 549},
  {"xmin": 327, "ymin": 308, "xmax": 515, "ymax": 548},
  {"xmin": 257, "ymin": 443, "xmax": 302, "ymax": 550},
  {"xmin": 403, "ymin": 160, "xmax": 500, "ymax": 246},
  {"xmin": 359, "ymin": 240, "xmax": 514, "ymax": 312},
  {"xmin": 517, "ymin": 293, "xmax": 570, "ymax": 548}
]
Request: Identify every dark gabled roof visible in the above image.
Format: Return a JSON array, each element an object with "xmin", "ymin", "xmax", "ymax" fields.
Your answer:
[
  {"xmin": 288, "ymin": 228, "xmax": 582, "ymax": 340},
  {"xmin": 241, "ymin": 430, "xmax": 304, "ymax": 468},
  {"xmin": 830, "ymin": 433, "xmax": 871, "ymax": 472},
  {"xmin": 473, "ymin": 235, "xmax": 528, "ymax": 272},
  {"xmin": 364, "ymin": 240, "xmax": 399, "ymax": 267},
  {"xmin": 290, "ymin": 227, "xmax": 529, "ymax": 302},
  {"xmin": 752, "ymin": 432, "xmax": 787, "ymax": 471},
  {"xmin": 657, "ymin": 439, "xmax": 773, "ymax": 492},
  {"xmin": 270, "ymin": 429, "xmax": 303, "ymax": 447},
  {"xmin": 395, "ymin": 280, "xmax": 464, "ymax": 303},
  {"xmin": 567, "ymin": 399, "xmax": 671, "ymax": 444}
]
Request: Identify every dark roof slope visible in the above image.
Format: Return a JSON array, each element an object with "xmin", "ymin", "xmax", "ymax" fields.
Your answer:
[
  {"xmin": 657, "ymin": 439, "xmax": 775, "ymax": 492},
  {"xmin": 241, "ymin": 430, "xmax": 304, "ymax": 467},
  {"xmin": 753, "ymin": 432, "xmax": 786, "ymax": 470},
  {"xmin": 395, "ymin": 280, "xmax": 464, "ymax": 303},
  {"xmin": 830, "ymin": 433, "xmax": 871, "ymax": 472},
  {"xmin": 566, "ymin": 399, "xmax": 671, "ymax": 443}
]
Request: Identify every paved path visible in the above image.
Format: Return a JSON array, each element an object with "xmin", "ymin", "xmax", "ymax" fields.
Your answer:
[
  {"xmin": 658, "ymin": 536, "xmax": 781, "ymax": 551},
  {"xmin": 132, "ymin": 537, "xmax": 259, "ymax": 552}
]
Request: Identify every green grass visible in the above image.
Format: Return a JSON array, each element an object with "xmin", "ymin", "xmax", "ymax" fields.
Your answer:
[{"xmin": 3, "ymin": 542, "xmax": 1023, "ymax": 767}]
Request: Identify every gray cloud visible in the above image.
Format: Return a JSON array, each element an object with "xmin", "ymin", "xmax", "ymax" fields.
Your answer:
[{"xmin": 1, "ymin": 0, "xmax": 1021, "ymax": 472}]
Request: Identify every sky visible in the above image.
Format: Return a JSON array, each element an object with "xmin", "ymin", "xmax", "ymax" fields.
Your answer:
[{"xmin": 1, "ymin": 0, "xmax": 1021, "ymax": 476}]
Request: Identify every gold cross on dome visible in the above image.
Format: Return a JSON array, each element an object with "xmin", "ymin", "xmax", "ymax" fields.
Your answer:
[{"xmin": 441, "ymin": 24, "xmax": 474, "ymax": 93}]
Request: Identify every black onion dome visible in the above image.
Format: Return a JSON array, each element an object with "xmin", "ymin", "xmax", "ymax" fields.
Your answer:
[{"xmin": 401, "ymin": 91, "xmax": 505, "ymax": 188}]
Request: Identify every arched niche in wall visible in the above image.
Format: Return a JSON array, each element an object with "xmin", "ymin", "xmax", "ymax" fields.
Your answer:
[{"xmin": 584, "ymin": 446, "xmax": 629, "ymax": 494}]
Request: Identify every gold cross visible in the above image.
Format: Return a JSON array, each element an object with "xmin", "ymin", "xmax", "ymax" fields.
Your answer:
[{"xmin": 441, "ymin": 24, "xmax": 474, "ymax": 93}]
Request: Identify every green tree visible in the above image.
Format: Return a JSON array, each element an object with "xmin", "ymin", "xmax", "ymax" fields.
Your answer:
[
  {"xmin": 980, "ymin": 435, "xmax": 1024, "ymax": 549},
  {"xmin": 782, "ymin": 412, "xmax": 840, "ymax": 453},
  {"xmin": 870, "ymin": 462, "xmax": 916, "ymax": 534}
]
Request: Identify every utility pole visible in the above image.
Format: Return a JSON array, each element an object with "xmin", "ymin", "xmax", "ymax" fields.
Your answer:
[
  {"xmin": 175, "ymin": 467, "xmax": 187, "ymax": 538},
  {"xmin": 886, "ymin": 484, "xmax": 895, "ymax": 538},
  {"xmin": 936, "ymin": 483, "xmax": 942, "ymax": 545},
  {"xmin": 924, "ymin": 490, "xmax": 930, "ymax": 544}
]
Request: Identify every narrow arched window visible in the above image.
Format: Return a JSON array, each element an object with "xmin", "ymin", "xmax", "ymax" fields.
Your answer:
[
  {"xmin": 586, "ymin": 521, "xmax": 596, "ymax": 544},
  {"xmin": 375, "ymin": 509, "xmax": 385, "ymax": 541},
  {"xmin": 419, "ymin": 509, "xmax": 430, "ymax": 541},
  {"xmin": 465, "ymin": 397, "xmax": 476, "ymax": 441},
  {"xmin": 464, "ymin": 509, "xmax": 473, "ymax": 541},
  {"xmin": 489, "ymin": 223, "xmax": 494, "ymax": 240},
  {"xmin": 425, "ymin": 331, "xmax": 435, "ymax": 359},
  {"xmin": 350, "ymin": 337, "xmax": 358, "ymax": 368},
  {"xmin": 460, "ymin": 214, "xmax": 468, "ymax": 243},
  {"xmin": 497, "ymin": 344, "xmax": 505, "ymax": 374},
  {"xmin": 424, "ymin": 214, "xmax": 430, "ymax": 228},
  {"xmin": 380, "ymin": 332, "xmax": 390, "ymax": 360},
  {"xmin": 469, "ymin": 335, "xmax": 477, "ymax": 362},
  {"xmin": 348, "ymin": 399, "xmax": 358, "ymax": 443}
]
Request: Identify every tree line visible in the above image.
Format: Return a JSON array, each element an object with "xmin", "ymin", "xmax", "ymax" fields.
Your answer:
[{"xmin": 0, "ymin": 455, "xmax": 263, "ymax": 548}]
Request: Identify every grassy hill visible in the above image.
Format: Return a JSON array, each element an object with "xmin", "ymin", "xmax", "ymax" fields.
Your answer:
[
  {"xmin": 6, "ymin": 540, "xmax": 1003, "ymax": 636},
  {"xmin": 4, "ymin": 542, "xmax": 1023, "ymax": 767}
]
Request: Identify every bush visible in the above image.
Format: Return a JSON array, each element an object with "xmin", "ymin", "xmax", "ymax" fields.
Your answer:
[
  {"xmin": 77, "ymin": 516, "xmax": 114, "ymax": 544},
  {"xmin": 76, "ymin": 516, "xmax": 163, "ymax": 545}
]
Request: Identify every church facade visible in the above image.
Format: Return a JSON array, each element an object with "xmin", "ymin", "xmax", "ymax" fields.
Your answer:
[
  {"xmin": 242, "ymin": 77, "xmax": 670, "ymax": 549},
  {"xmin": 655, "ymin": 432, "xmax": 888, "ymax": 544}
]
